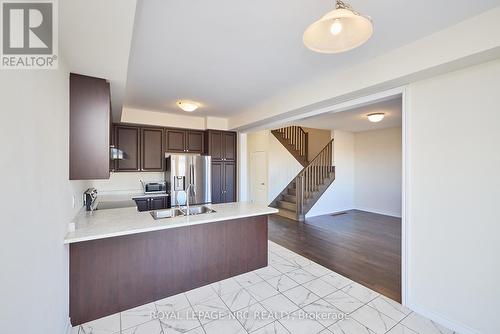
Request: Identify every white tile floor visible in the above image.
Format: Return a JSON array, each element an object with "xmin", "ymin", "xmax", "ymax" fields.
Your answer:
[{"xmin": 72, "ymin": 241, "xmax": 455, "ymax": 334}]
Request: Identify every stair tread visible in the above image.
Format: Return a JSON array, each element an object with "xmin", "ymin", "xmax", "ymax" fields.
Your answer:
[
  {"xmin": 275, "ymin": 207, "xmax": 298, "ymax": 221},
  {"xmin": 278, "ymin": 208, "xmax": 296, "ymax": 213},
  {"xmin": 278, "ymin": 200, "xmax": 296, "ymax": 211}
]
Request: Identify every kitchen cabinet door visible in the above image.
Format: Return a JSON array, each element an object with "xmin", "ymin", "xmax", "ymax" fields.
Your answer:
[
  {"xmin": 223, "ymin": 162, "xmax": 236, "ymax": 203},
  {"xmin": 150, "ymin": 197, "xmax": 168, "ymax": 210},
  {"xmin": 135, "ymin": 199, "xmax": 150, "ymax": 212},
  {"xmin": 223, "ymin": 132, "xmax": 237, "ymax": 161},
  {"xmin": 207, "ymin": 131, "xmax": 223, "ymax": 160},
  {"xmin": 115, "ymin": 126, "xmax": 140, "ymax": 171},
  {"xmin": 141, "ymin": 128, "xmax": 164, "ymax": 171},
  {"xmin": 211, "ymin": 162, "xmax": 224, "ymax": 204},
  {"xmin": 186, "ymin": 131, "xmax": 204, "ymax": 153},
  {"xmin": 166, "ymin": 130, "xmax": 186, "ymax": 152},
  {"xmin": 69, "ymin": 73, "xmax": 110, "ymax": 180}
]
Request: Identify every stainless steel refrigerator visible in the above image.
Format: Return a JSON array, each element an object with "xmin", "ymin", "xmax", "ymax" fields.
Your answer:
[{"xmin": 165, "ymin": 154, "xmax": 211, "ymax": 206}]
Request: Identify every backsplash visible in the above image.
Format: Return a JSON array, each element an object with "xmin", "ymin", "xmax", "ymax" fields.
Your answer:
[{"xmin": 89, "ymin": 172, "xmax": 164, "ymax": 193}]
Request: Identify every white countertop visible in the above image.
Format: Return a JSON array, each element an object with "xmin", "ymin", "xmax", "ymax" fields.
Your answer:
[{"xmin": 64, "ymin": 202, "xmax": 278, "ymax": 244}]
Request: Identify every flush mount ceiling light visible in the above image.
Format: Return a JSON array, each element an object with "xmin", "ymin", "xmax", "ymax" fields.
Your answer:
[
  {"xmin": 367, "ymin": 113, "xmax": 385, "ymax": 123},
  {"xmin": 176, "ymin": 100, "xmax": 199, "ymax": 112},
  {"xmin": 303, "ymin": 0, "xmax": 373, "ymax": 54}
]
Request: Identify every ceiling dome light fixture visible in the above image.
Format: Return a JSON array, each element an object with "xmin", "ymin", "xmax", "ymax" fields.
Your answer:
[
  {"xmin": 367, "ymin": 113, "xmax": 385, "ymax": 123},
  {"xmin": 177, "ymin": 100, "xmax": 199, "ymax": 112},
  {"xmin": 303, "ymin": 0, "xmax": 373, "ymax": 54}
]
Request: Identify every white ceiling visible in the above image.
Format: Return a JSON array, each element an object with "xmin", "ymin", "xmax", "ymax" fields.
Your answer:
[
  {"xmin": 293, "ymin": 97, "xmax": 402, "ymax": 132},
  {"xmin": 60, "ymin": 0, "xmax": 137, "ymax": 121},
  {"xmin": 124, "ymin": 0, "xmax": 500, "ymax": 118}
]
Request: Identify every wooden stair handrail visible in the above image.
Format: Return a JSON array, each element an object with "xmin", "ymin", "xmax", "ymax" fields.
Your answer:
[{"xmin": 272, "ymin": 126, "xmax": 309, "ymax": 163}]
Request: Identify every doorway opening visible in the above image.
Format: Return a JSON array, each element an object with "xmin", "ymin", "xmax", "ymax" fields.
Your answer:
[{"xmin": 246, "ymin": 90, "xmax": 405, "ymax": 302}]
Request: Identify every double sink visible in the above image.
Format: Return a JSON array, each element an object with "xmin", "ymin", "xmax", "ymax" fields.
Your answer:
[{"xmin": 150, "ymin": 205, "xmax": 216, "ymax": 220}]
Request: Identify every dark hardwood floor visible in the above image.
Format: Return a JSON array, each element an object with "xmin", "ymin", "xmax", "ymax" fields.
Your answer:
[{"xmin": 268, "ymin": 210, "xmax": 401, "ymax": 302}]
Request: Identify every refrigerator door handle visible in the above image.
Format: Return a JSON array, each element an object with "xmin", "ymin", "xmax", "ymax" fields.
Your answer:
[{"xmin": 189, "ymin": 162, "xmax": 196, "ymax": 197}]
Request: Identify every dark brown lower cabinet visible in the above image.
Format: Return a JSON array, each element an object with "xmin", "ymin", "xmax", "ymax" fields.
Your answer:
[
  {"xmin": 211, "ymin": 161, "xmax": 236, "ymax": 203},
  {"xmin": 69, "ymin": 215, "xmax": 268, "ymax": 325},
  {"xmin": 212, "ymin": 162, "xmax": 223, "ymax": 204},
  {"xmin": 150, "ymin": 197, "xmax": 168, "ymax": 210},
  {"xmin": 134, "ymin": 196, "xmax": 169, "ymax": 212},
  {"xmin": 135, "ymin": 198, "xmax": 150, "ymax": 212}
]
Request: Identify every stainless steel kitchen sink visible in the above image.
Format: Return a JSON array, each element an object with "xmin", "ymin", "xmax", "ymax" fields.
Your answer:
[
  {"xmin": 185, "ymin": 205, "xmax": 216, "ymax": 215},
  {"xmin": 150, "ymin": 206, "xmax": 216, "ymax": 220}
]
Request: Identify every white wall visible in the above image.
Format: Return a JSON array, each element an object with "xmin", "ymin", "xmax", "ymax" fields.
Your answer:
[
  {"xmin": 406, "ymin": 59, "xmax": 500, "ymax": 334},
  {"xmin": 354, "ymin": 128, "xmax": 402, "ymax": 217},
  {"xmin": 238, "ymin": 133, "xmax": 248, "ymax": 201},
  {"xmin": 0, "ymin": 62, "xmax": 90, "ymax": 333},
  {"xmin": 268, "ymin": 135, "xmax": 303, "ymax": 201},
  {"xmin": 89, "ymin": 172, "xmax": 164, "ymax": 193},
  {"xmin": 307, "ymin": 130, "xmax": 355, "ymax": 217},
  {"xmin": 121, "ymin": 107, "xmax": 229, "ymax": 130}
]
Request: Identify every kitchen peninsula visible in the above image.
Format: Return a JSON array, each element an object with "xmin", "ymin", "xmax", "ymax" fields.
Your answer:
[{"xmin": 65, "ymin": 202, "xmax": 278, "ymax": 326}]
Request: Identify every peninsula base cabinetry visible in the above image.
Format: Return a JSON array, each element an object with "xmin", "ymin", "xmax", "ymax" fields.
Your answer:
[{"xmin": 69, "ymin": 215, "xmax": 268, "ymax": 325}]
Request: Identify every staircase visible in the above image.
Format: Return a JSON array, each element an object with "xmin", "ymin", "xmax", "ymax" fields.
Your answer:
[
  {"xmin": 271, "ymin": 126, "xmax": 309, "ymax": 167},
  {"xmin": 270, "ymin": 126, "xmax": 335, "ymax": 222}
]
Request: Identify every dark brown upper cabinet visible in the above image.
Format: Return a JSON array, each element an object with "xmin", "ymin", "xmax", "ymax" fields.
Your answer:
[
  {"xmin": 186, "ymin": 131, "xmax": 204, "ymax": 153},
  {"xmin": 69, "ymin": 73, "xmax": 111, "ymax": 180},
  {"xmin": 166, "ymin": 129, "xmax": 204, "ymax": 153},
  {"xmin": 114, "ymin": 126, "xmax": 140, "ymax": 171},
  {"xmin": 141, "ymin": 128, "xmax": 164, "ymax": 171},
  {"xmin": 166, "ymin": 130, "xmax": 185, "ymax": 153},
  {"xmin": 112, "ymin": 125, "xmax": 165, "ymax": 172},
  {"xmin": 205, "ymin": 130, "xmax": 237, "ymax": 161},
  {"xmin": 207, "ymin": 131, "xmax": 223, "ymax": 160},
  {"xmin": 223, "ymin": 132, "xmax": 236, "ymax": 161}
]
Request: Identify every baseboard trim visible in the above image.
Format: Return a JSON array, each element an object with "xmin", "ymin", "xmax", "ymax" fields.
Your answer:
[
  {"xmin": 305, "ymin": 207, "xmax": 355, "ymax": 219},
  {"xmin": 406, "ymin": 302, "xmax": 480, "ymax": 334},
  {"xmin": 353, "ymin": 207, "xmax": 402, "ymax": 218}
]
